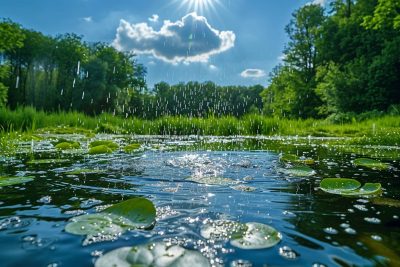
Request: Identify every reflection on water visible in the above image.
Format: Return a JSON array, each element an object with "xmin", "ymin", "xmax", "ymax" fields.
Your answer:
[{"xmin": 0, "ymin": 135, "xmax": 399, "ymax": 266}]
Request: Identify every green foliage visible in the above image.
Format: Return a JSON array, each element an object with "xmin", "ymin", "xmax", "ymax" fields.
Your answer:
[
  {"xmin": 262, "ymin": 0, "xmax": 400, "ymax": 118},
  {"xmin": 89, "ymin": 140, "xmax": 118, "ymax": 150}
]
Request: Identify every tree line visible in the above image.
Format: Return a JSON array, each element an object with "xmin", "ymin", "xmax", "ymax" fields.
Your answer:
[
  {"xmin": 1, "ymin": 0, "xmax": 399, "ymax": 121},
  {"xmin": 262, "ymin": 0, "xmax": 400, "ymax": 119}
]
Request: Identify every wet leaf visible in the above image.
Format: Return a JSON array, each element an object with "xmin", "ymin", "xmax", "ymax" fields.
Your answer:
[
  {"xmin": 124, "ymin": 143, "xmax": 141, "ymax": 153},
  {"xmin": 372, "ymin": 198, "xmax": 400, "ymax": 208},
  {"xmin": 320, "ymin": 178, "xmax": 381, "ymax": 196},
  {"xmin": 89, "ymin": 140, "xmax": 118, "ymax": 150},
  {"xmin": 231, "ymin": 184, "xmax": 257, "ymax": 192},
  {"xmin": 281, "ymin": 166, "xmax": 316, "ymax": 177},
  {"xmin": 27, "ymin": 159, "xmax": 69, "ymax": 164},
  {"xmin": 230, "ymin": 222, "xmax": 282, "ymax": 249},
  {"xmin": 65, "ymin": 198, "xmax": 156, "ymax": 237},
  {"xmin": 88, "ymin": 145, "xmax": 113, "ymax": 155},
  {"xmin": 201, "ymin": 220, "xmax": 282, "ymax": 249},
  {"xmin": 103, "ymin": 198, "xmax": 156, "ymax": 229},
  {"xmin": 280, "ymin": 154, "xmax": 315, "ymax": 165},
  {"xmin": 55, "ymin": 141, "xmax": 80, "ymax": 150},
  {"xmin": 353, "ymin": 158, "xmax": 389, "ymax": 170},
  {"xmin": 66, "ymin": 169, "xmax": 106, "ymax": 175},
  {"xmin": 95, "ymin": 242, "xmax": 210, "ymax": 267},
  {"xmin": 0, "ymin": 176, "xmax": 34, "ymax": 187}
]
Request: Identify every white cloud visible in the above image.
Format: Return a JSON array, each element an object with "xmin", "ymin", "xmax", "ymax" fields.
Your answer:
[
  {"xmin": 113, "ymin": 12, "xmax": 236, "ymax": 64},
  {"xmin": 148, "ymin": 14, "xmax": 159, "ymax": 23},
  {"xmin": 83, "ymin": 16, "xmax": 92, "ymax": 22},
  {"xmin": 240, "ymin": 69, "xmax": 266, "ymax": 78},
  {"xmin": 309, "ymin": 0, "xmax": 329, "ymax": 6},
  {"xmin": 209, "ymin": 64, "xmax": 218, "ymax": 70}
]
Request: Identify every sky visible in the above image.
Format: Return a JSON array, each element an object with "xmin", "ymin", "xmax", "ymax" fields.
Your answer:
[{"xmin": 1, "ymin": 0, "xmax": 328, "ymax": 88}]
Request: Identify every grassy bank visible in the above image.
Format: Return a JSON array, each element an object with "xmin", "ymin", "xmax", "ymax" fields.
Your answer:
[{"xmin": 1, "ymin": 107, "xmax": 399, "ymax": 145}]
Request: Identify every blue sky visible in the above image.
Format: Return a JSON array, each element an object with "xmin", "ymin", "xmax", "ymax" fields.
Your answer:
[{"xmin": 1, "ymin": 0, "xmax": 326, "ymax": 88}]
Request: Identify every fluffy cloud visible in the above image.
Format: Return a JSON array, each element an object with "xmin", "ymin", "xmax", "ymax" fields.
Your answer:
[
  {"xmin": 148, "ymin": 14, "xmax": 159, "ymax": 23},
  {"xmin": 113, "ymin": 13, "xmax": 235, "ymax": 64},
  {"xmin": 83, "ymin": 16, "xmax": 92, "ymax": 22},
  {"xmin": 309, "ymin": 0, "xmax": 329, "ymax": 6},
  {"xmin": 240, "ymin": 69, "xmax": 266, "ymax": 78}
]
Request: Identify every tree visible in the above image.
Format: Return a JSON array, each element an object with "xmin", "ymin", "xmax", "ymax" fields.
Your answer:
[{"xmin": 0, "ymin": 19, "xmax": 25, "ymax": 107}]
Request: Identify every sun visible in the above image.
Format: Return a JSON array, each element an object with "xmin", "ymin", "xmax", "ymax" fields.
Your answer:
[{"xmin": 180, "ymin": 0, "xmax": 220, "ymax": 14}]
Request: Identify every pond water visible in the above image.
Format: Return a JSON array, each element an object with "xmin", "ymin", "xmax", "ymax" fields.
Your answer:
[{"xmin": 0, "ymin": 135, "xmax": 399, "ymax": 267}]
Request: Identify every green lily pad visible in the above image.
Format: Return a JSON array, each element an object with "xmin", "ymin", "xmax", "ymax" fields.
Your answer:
[
  {"xmin": 65, "ymin": 213, "xmax": 126, "ymax": 236},
  {"xmin": 55, "ymin": 141, "xmax": 80, "ymax": 150},
  {"xmin": 230, "ymin": 222, "xmax": 282, "ymax": 249},
  {"xmin": 353, "ymin": 158, "xmax": 389, "ymax": 170},
  {"xmin": 280, "ymin": 154, "xmax": 315, "ymax": 165},
  {"xmin": 201, "ymin": 220, "xmax": 282, "ymax": 250},
  {"xmin": 372, "ymin": 197, "xmax": 400, "ymax": 208},
  {"xmin": 66, "ymin": 169, "xmax": 106, "ymax": 175},
  {"xmin": 187, "ymin": 176, "xmax": 237, "ymax": 185},
  {"xmin": 0, "ymin": 176, "xmax": 34, "ymax": 187},
  {"xmin": 95, "ymin": 242, "xmax": 211, "ymax": 267},
  {"xmin": 89, "ymin": 140, "xmax": 119, "ymax": 150},
  {"xmin": 320, "ymin": 178, "xmax": 382, "ymax": 196},
  {"xmin": 124, "ymin": 143, "xmax": 141, "ymax": 153},
  {"xmin": 281, "ymin": 166, "xmax": 316, "ymax": 177},
  {"xmin": 89, "ymin": 145, "xmax": 113, "ymax": 155},
  {"xmin": 231, "ymin": 184, "xmax": 257, "ymax": 192},
  {"xmin": 201, "ymin": 220, "xmax": 248, "ymax": 240},
  {"xmin": 27, "ymin": 159, "xmax": 70, "ymax": 164},
  {"xmin": 103, "ymin": 198, "xmax": 156, "ymax": 229},
  {"xmin": 65, "ymin": 198, "xmax": 156, "ymax": 237}
]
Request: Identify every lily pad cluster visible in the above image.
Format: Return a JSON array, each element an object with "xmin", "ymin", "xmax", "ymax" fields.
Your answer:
[
  {"xmin": 65, "ymin": 198, "xmax": 156, "ymax": 238},
  {"xmin": 320, "ymin": 178, "xmax": 381, "ymax": 196},
  {"xmin": 54, "ymin": 140, "xmax": 81, "ymax": 150},
  {"xmin": 353, "ymin": 158, "xmax": 389, "ymax": 170},
  {"xmin": 0, "ymin": 176, "xmax": 34, "ymax": 187},
  {"xmin": 279, "ymin": 154, "xmax": 316, "ymax": 177},
  {"xmin": 95, "ymin": 242, "xmax": 211, "ymax": 267},
  {"xmin": 89, "ymin": 140, "xmax": 119, "ymax": 155},
  {"xmin": 201, "ymin": 220, "xmax": 282, "ymax": 249},
  {"xmin": 124, "ymin": 143, "xmax": 141, "ymax": 153}
]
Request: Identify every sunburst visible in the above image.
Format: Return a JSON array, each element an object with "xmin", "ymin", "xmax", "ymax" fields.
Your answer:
[{"xmin": 179, "ymin": 0, "xmax": 221, "ymax": 14}]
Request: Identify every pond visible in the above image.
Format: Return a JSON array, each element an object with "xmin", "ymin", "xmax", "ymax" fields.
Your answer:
[{"xmin": 0, "ymin": 134, "xmax": 399, "ymax": 267}]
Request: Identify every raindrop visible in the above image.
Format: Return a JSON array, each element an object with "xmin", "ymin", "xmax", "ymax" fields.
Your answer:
[
  {"xmin": 77, "ymin": 61, "xmax": 80, "ymax": 74},
  {"xmin": 15, "ymin": 76, "xmax": 20, "ymax": 88}
]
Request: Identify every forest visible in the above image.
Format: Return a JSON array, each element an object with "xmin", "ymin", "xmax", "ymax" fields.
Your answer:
[{"xmin": 0, "ymin": 0, "xmax": 399, "ymax": 122}]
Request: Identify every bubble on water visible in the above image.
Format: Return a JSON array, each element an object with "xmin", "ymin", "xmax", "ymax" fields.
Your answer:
[
  {"xmin": 22, "ymin": 234, "xmax": 55, "ymax": 250},
  {"xmin": 312, "ymin": 263, "xmax": 327, "ymax": 267},
  {"xmin": 282, "ymin": 210, "xmax": 296, "ymax": 217},
  {"xmin": 80, "ymin": 198, "xmax": 102, "ymax": 208},
  {"xmin": 279, "ymin": 246, "xmax": 298, "ymax": 260},
  {"xmin": 156, "ymin": 206, "xmax": 179, "ymax": 221},
  {"xmin": 364, "ymin": 217, "xmax": 381, "ymax": 224},
  {"xmin": 64, "ymin": 209, "xmax": 86, "ymax": 216},
  {"xmin": 91, "ymin": 250, "xmax": 103, "ymax": 257},
  {"xmin": 230, "ymin": 259, "xmax": 252, "ymax": 267},
  {"xmin": 371, "ymin": 235, "xmax": 382, "ymax": 241},
  {"xmin": 393, "ymin": 215, "xmax": 399, "ymax": 219},
  {"xmin": 37, "ymin": 196, "xmax": 52, "ymax": 204},
  {"xmin": 47, "ymin": 263, "xmax": 59, "ymax": 267},
  {"xmin": 354, "ymin": 205, "xmax": 368, "ymax": 211},
  {"xmin": 340, "ymin": 223, "xmax": 350, "ymax": 228},
  {"xmin": 344, "ymin": 228, "xmax": 357, "ymax": 235},
  {"xmin": 0, "ymin": 216, "xmax": 30, "ymax": 230},
  {"xmin": 323, "ymin": 227, "xmax": 338, "ymax": 235}
]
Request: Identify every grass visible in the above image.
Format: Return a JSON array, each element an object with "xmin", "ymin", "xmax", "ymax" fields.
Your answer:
[{"xmin": 1, "ymin": 107, "xmax": 399, "ymax": 146}]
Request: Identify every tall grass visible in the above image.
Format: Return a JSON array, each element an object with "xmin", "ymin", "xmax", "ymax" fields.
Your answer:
[{"xmin": 1, "ymin": 107, "xmax": 399, "ymax": 142}]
